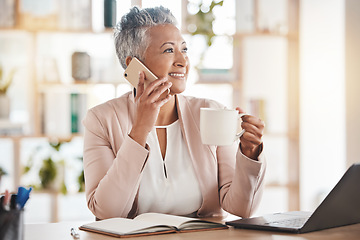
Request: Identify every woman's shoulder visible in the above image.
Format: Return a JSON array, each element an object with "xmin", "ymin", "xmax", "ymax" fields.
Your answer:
[
  {"xmin": 84, "ymin": 91, "xmax": 133, "ymax": 124},
  {"xmin": 89, "ymin": 91, "xmax": 132, "ymax": 114}
]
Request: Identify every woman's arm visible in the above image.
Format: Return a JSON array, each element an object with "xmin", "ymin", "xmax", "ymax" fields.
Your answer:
[
  {"xmin": 83, "ymin": 73, "xmax": 173, "ymax": 220},
  {"xmin": 218, "ymin": 144, "xmax": 266, "ymax": 218},
  {"xmin": 217, "ymin": 106, "xmax": 266, "ymax": 217},
  {"xmin": 83, "ymin": 109, "xmax": 149, "ymax": 220}
]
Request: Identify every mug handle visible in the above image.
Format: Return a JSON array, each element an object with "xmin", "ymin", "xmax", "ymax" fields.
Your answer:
[{"xmin": 235, "ymin": 113, "xmax": 248, "ymax": 139}]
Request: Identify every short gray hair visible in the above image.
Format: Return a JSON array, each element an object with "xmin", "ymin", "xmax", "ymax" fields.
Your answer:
[{"xmin": 114, "ymin": 6, "xmax": 178, "ymax": 69}]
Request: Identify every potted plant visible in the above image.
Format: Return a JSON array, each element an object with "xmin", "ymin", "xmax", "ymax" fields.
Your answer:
[
  {"xmin": 23, "ymin": 138, "xmax": 85, "ymax": 195},
  {"xmin": 0, "ymin": 64, "xmax": 16, "ymax": 119},
  {"xmin": 0, "ymin": 166, "xmax": 7, "ymax": 187},
  {"xmin": 186, "ymin": 0, "xmax": 224, "ymax": 67},
  {"xmin": 23, "ymin": 140, "xmax": 68, "ymax": 194}
]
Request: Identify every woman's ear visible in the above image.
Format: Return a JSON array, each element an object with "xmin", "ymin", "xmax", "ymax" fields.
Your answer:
[{"xmin": 125, "ymin": 56, "xmax": 132, "ymax": 66}]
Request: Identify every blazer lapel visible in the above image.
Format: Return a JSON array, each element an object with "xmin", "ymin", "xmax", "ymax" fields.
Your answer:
[{"xmin": 176, "ymin": 95, "xmax": 221, "ymax": 215}]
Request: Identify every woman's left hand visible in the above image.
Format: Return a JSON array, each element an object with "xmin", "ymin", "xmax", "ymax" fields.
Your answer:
[{"xmin": 236, "ymin": 107, "xmax": 265, "ymax": 160}]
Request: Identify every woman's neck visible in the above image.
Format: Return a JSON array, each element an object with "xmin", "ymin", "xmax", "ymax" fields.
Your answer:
[{"xmin": 156, "ymin": 95, "xmax": 178, "ymax": 126}]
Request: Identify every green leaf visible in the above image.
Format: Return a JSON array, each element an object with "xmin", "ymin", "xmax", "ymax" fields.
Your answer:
[
  {"xmin": 60, "ymin": 181, "xmax": 67, "ymax": 195},
  {"xmin": 78, "ymin": 170, "xmax": 85, "ymax": 192},
  {"xmin": 0, "ymin": 68, "xmax": 16, "ymax": 94},
  {"xmin": 39, "ymin": 158, "xmax": 57, "ymax": 189}
]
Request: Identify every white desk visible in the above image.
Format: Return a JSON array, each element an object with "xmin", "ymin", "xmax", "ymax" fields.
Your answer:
[{"xmin": 25, "ymin": 221, "xmax": 360, "ymax": 240}]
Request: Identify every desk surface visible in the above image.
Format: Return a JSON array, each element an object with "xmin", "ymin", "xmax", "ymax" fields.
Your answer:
[{"xmin": 25, "ymin": 221, "xmax": 360, "ymax": 240}]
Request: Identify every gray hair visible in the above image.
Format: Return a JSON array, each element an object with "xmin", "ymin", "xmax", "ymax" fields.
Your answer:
[{"xmin": 114, "ymin": 6, "xmax": 178, "ymax": 69}]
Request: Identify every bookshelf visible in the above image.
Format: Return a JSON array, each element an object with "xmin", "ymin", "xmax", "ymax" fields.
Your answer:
[
  {"xmin": 0, "ymin": 0, "xmax": 300, "ymax": 221},
  {"xmin": 183, "ymin": 0, "xmax": 299, "ymax": 213},
  {"xmin": 0, "ymin": 0, "xmax": 124, "ymax": 222},
  {"xmin": 233, "ymin": 0, "xmax": 300, "ymax": 212},
  {"xmin": 192, "ymin": 0, "xmax": 300, "ymax": 213}
]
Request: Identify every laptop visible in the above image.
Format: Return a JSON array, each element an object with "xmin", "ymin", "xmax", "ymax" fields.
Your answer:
[{"xmin": 226, "ymin": 163, "xmax": 360, "ymax": 233}]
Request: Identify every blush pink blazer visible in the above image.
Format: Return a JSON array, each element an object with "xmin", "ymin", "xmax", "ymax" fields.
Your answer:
[{"xmin": 83, "ymin": 92, "xmax": 266, "ymax": 220}]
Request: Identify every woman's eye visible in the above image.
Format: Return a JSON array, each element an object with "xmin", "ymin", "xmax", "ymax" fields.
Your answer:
[
  {"xmin": 182, "ymin": 47, "xmax": 188, "ymax": 53},
  {"xmin": 164, "ymin": 48, "xmax": 174, "ymax": 53}
]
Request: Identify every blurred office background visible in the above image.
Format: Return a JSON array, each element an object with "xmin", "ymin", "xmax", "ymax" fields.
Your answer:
[{"xmin": 0, "ymin": 0, "xmax": 359, "ymax": 223}]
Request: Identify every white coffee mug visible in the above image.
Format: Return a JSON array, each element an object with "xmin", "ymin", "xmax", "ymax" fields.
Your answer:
[{"xmin": 200, "ymin": 108, "xmax": 247, "ymax": 146}]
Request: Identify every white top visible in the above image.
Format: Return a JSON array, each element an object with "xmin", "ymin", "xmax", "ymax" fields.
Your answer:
[{"xmin": 137, "ymin": 120, "xmax": 203, "ymax": 216}]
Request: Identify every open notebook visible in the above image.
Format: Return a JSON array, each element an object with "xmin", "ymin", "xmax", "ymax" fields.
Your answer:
[
  {"xmin": 79, "ymin": 212, "xmax": 228, "ymax": 238},
  {"xmin": 226, "ymin": 163, "xmax": 360, "ymax": 233}
]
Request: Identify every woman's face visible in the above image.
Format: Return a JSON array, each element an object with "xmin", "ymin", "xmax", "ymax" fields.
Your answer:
[{"xmin": 143, "ymin": 24, "xmax": 189, "ymax": 94}]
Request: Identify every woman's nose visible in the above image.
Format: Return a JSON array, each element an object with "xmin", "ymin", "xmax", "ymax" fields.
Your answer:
[{"xmin": 174, "ymin": 52, "xmax": 188, "ymax": 67}]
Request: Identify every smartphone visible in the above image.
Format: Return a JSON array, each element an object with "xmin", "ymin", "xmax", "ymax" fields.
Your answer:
[{"xmin": 124, "ymin": 57, "xmax": 158, "ymax": 89}]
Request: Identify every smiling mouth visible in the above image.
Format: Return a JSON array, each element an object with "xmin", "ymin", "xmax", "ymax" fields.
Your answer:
[{"xmin": 169, "ymin": 73, "xmax": 185, "ymax": 78}]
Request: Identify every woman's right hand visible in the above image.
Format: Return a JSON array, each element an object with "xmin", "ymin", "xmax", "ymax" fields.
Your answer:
[{"xmin": 129, "ymin": 71, "xmax": 172, "ymax": 147}]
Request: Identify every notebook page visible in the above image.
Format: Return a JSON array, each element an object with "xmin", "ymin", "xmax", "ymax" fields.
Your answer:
[
  {"xmin": 83, "ymin": 217, "xmax": 171, "ymax": 234},
  {"xmin": 134, "ymin": 213, "xmax": 196, "ymax": 228}
]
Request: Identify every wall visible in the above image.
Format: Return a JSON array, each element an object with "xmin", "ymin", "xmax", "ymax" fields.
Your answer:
[
  {"xmin": 345, "ymin": 0, "xmax": 360, "ymax": 167},
  {"xmin": 300, "ymin": 0, "xmax": 346, "ymax": 211}
]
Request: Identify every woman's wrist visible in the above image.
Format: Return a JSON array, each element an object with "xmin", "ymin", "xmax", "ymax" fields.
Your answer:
[
  {"xmin": 129, "ymin": 127, "xmax": 148, "ymax": 147},
  {"xmin": 240, "ymin": 143, "xmax": 262, "ymax": 161}
]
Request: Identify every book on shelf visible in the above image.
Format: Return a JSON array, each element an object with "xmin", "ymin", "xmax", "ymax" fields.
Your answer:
[
  {"xmin": 0, "ymin": 120, "xmax": 24, "ymax": 136},
  {"xmin": 58, "ymin": 0, "xmax": 92, "ymax": 30},
  {"xmin": 70, "ymin": 93, "xmax": 87, "ymax": 134},
  {"xmin": 79, "ymin": 212, "xmax": 228, "ymax": 238},
  {"xmin": 42, "ymin": 91, "xmax": 87, "ymax": 137},
  {"xmin": 42, "ymin": 91, "xmax": 71, "ymax": 137},
  {"xmin": 248, "ymin": 98, "xmax": 266, "ymax": 123},
  {"xmin": 70, "ymin": 93, "xmax": 79, "ymax": 133},
  {"xmin": 0, "ymin": 0, "xmax": 16, "ymax": 28},
  {"xmin": 16, "ymin": 0, "xmax": 92, "ymax": 30}
]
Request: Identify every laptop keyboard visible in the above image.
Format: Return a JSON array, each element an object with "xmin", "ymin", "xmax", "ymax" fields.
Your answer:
[{"xmin": 265, "ymin": 217, "xmax": 309, "ymax": 228}]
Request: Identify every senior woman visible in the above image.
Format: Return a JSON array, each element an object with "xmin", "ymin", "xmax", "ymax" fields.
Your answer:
[{"xmin": 83, "ymin": 6, "xmax": 266, "ymax": 220}]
